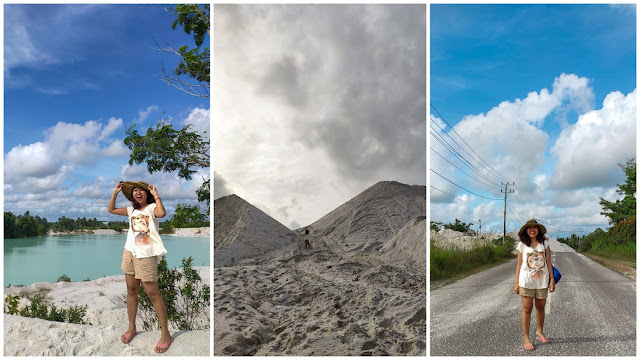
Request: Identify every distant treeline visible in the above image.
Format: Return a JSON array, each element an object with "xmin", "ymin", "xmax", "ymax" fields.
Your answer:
[
  {"xmin": 4, "ymin": 209, "xmax": 209, "ymax": 239},
  {"xmin": 4, "ymin": 211, "xmax": 128, "ymax": 239}
]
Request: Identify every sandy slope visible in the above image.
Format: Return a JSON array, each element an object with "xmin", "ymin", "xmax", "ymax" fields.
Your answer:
[
  {"xmin": 214, "ymin": 181, "xmax": 426, "ymax": 355},
  {"xmin": 214, "ymin": 194, "xmax": 299, "ymax": 267},
  {"xmin": 306, "ymin": 181, "xmax": 426, "ymax": 252},
  {"xmin": 4, "ymin": 267, "xmax": 210, "ymax": 356}
]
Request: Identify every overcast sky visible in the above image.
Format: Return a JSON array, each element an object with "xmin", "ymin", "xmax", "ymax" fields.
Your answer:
[
  {"xmin": 214, "ymin": 4, "xmax": 426, "ymax": 229},
  {"xmin": 430, "ymin": 4, "xmax": 636, "ymax": 237},
  {"xmin": 3, "ymin": 4, "xmax": 210, "ymax": 222}
]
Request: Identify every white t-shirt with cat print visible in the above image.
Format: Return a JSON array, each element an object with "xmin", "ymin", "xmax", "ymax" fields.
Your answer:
[
  {"xmin": 124, "ymin": 203, "xmax": 167, "ymax": 259},
  {"xmin": 517, "ymin": 241, "xmax": 550, "ymax": 289}
]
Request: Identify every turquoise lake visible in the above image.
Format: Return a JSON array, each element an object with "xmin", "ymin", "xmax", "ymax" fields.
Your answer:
[{"xmin": 4, "ymin": 234, "xmax": 211, "ymax": 286}]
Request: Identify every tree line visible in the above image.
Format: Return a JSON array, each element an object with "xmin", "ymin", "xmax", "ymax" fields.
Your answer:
[{"xmin": 4, "ymin": 207, "xmax": 209, "ymax": 239}]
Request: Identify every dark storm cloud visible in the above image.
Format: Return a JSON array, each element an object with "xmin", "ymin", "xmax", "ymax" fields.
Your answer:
[
  {"xmin": 226, "ymin": 5, "xmax": 426, "ymax": 185},
  {"xmin": 214, "ymin": 172, "xmax": 233, "ymax": 199}
]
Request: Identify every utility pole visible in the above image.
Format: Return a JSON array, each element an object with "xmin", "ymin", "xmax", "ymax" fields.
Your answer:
[
  {"xmin": 578, "ymin": 228, "xmax": 583, "ymax": 251},
  {"xmin": 501, "ymin": 182, "xmax": 514, "ymax": 246}
]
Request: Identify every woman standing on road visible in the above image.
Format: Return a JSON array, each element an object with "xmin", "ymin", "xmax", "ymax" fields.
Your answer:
[
  {"xmin": 514, "ymin": 219, "xmax": 555, "ymax": 351},
  {"xmin": 108, "ymin": 181, "xmax": 174, "ymax": 354}
]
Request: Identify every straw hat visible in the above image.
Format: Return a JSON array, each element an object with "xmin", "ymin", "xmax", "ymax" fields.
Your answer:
[
  {"xmin": 518, "ymin": 219, "xmax": 547, "ymax": 237},
  {"xmin": 121, "ymin": 181, "xmax": 155, "ymax": 203}
]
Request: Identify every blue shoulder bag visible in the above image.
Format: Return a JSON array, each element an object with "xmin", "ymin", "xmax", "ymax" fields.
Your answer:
[{"xmin": 544, "ymin": 238, "xmax": 561, "ymax": 284}]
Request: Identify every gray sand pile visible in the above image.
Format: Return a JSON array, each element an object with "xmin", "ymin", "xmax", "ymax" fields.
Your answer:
[
  {"xmin": 214, "ymin": 194, "xmax": 299, "ymax": 267},
  {"xmin": 307, "ymin": 181, "xmax": 425, "ymax": 252}
]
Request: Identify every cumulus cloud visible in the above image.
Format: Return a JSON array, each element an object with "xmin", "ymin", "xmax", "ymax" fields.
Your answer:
[
  {"xmin": 183, "ymin": 107, "xmax": 210, "ymax": 142},
  {"xmin": 437, "ymin": 73, "xmax": 594, "ymax": 199},
  {"xmin": 550, "ymin": 89, "xmax": 636, "ymax": 189},
  {"xmin": 429, "ymin": 74, "xmax": 632, "ymax": 235},
  {"xmin": 4, "ymin": 142, "xmax": 60, "ymax": 179}
]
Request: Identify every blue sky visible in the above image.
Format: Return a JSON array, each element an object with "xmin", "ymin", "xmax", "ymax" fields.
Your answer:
[
  {"xmin": 4, "ymin": 4, "xmax": 210, "ymax": 222},
  {"xmin": 430, "ymin": 4, "xmax": 636, "ymax": 237}
]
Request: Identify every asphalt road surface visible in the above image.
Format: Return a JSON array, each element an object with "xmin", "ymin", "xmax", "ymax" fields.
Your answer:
[{"xmin": 430, "ymin": 237, "xmax": 636, "ymax": 356}]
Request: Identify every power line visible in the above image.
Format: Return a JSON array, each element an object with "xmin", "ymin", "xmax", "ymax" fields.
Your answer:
[
  {"xmin": 430, "ymin": 169, "xmax": 502, "ymax": 200},
  {"xmin": 431, "ymin": 186, "xmax": 505, "ymax": 215},
  {"xmin": 430, "ymin": 125, "xmax": 500, "ymax": 186},
  {"xmin": 430, "ymin": 147, "xmax": 499, "ymax": 190},
  {"xmin": 430, "ymin": 104, "xmax": 512, "ymax": 184}
]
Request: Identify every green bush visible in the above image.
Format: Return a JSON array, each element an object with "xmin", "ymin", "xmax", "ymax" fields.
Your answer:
[
  {"xmin": 57, "ymin": 274, "xmax": 71, "ymax": 282},
  {"xmin": 138, "ymin": 256, "xmax": 210, "ymax": 331},
  {"xmin": 4, "ymin": 293, "xmax": 88, "ymax": 324}
]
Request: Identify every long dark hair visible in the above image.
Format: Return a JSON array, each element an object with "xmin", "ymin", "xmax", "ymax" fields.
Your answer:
[{"xmin": 519, "ymin": 228, "xmax": 546, "ymax": 247}]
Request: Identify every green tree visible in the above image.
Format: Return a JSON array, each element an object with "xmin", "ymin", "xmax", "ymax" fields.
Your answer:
[
  {"xmin": 155, "ymin": 4, "xmax": 210, "ymax": 97},
  {"xmin": 169, "ymin": 204, "xmax": 209, "ymax": 228},
  {"xmin": 599, "ymin": 158, "xmax": 636, "ymax": 225},
  {"xmin": 444, "ymin": 218, "xmax": 474, "ymax": 233},
  {"xmin": 4, "ymin": 212, "xmax": 18, "ymax": 239},
  {"xmin": 124, "ymin": 121, "xmax": 209, "ymax": 181}
]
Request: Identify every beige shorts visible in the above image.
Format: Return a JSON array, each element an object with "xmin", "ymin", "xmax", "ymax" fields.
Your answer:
[
  {"xmin": 520, "ymin": 286, "xmax": 548, "ymax": 299},
  {"xmin": 121, "ymin": 249, "xmax": 159, "ymax": 282}
]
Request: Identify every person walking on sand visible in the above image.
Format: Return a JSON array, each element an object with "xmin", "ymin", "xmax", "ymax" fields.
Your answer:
[
  {"xmin": 108, "ymin": 181, "xmax": 174, "ymax": 354},
  {"xmin": 304, "ymin": 228, "xmax": 311, "ymax": 249},
  {"xmin": 514, "ymin": 219, "xmax": 555, "ymax": 351}
]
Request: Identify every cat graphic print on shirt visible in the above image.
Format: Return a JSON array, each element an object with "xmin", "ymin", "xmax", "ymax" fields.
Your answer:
[
  {"xmin": 517, "ymin": 241, "xmax": 549, "ymax": 290},
  {"xmin": 124, "ymin": 203, "xmax": 167, "ymax": 260}
]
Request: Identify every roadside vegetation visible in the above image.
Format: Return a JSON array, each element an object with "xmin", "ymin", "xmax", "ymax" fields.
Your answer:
[
  {"xmin": 557, "ymin": 158, "xmax": 636, "ymax": 273},
  {"xmin": 430, "ymin": 219, "xmax": 517, "ymax": 286}
]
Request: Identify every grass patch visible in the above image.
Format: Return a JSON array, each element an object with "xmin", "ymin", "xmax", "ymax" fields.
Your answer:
[
  {"xmin": 430, "ymin": 242, "xmax": 516, "ymax": 286},
  {"xmin": 586, "ymin": 249, "xmax": 636, "ymax": 265}
]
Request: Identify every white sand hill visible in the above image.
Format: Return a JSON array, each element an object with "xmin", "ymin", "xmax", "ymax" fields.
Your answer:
[
  {"xmin": 4, "ymin": 267, "xmax": 210, "ymax": 356},
  {"xmin": 214, "ymin": 181, "xmax": 426, "ymax": 356}
]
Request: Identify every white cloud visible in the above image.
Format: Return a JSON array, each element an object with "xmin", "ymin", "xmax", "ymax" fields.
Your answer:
[
  {"xmin": 182, "ymin": 107, "xmax": 210, "ymax": 142},
  {"xmin": 103, "ymin": 140, "xmax": 129, "ymax": 157},
  {"xmin": 441, "ymin": 74, "xmax": 595, "ymax": 198},
  {"xmin": 551, "ymin": 88, "xmax": 636, "ymax": 189},
  {"xmin": 4, "ymin": 142, "xmax": 60, "ymax": 179},
  {"xmin": 137, "ymin": 105, "xmax": 159, "ymax": 123},
  {"xmin": 98, "ymin": 117, "xmax": 123, "ymax": 141}
]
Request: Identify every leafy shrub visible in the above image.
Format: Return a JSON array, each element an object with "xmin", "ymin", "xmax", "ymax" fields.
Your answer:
[
  {"xmin": 57, "ymin": 274, "xmax": 71, "ymax": 282},
  {"xmin": 4, "ymin": 293, "xmax": 88, "ymax": 324},
  {"xmin": 137, "ymin": 256, "xmax": 210, "ymax": 331},
  {"xmin": 444, "ymin": 218, "xmax": 474, "ymax": 233}
]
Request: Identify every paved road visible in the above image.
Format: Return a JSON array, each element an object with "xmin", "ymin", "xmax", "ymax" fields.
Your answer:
[{"xmin": 430, "ymin": 237, "xmax": 636, "ymax": 356}]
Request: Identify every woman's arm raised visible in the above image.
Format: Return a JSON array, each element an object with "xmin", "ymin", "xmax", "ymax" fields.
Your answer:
[{"xmin": 108, "ymin": 182, "xmax": 128, "ymax": 216}]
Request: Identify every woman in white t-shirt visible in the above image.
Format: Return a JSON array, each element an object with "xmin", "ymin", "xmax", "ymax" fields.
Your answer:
[
  {"xmin": 514, "ymin": 219, "xmax": 555, "ymax": 351},
  {"xmin": 108, "ymin": 181, "xmax": 173, "ymax": 354}
]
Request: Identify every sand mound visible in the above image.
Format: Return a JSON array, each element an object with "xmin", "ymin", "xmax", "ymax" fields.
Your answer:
[
  {"xmin": 214, "ymin": 194, "xmax": 299, "ymax": 267},
  {"xmin": 214, "ymin": 181, "xmax": 426, "ymax": 355},
  {"xmin": 306, "ymin": 181, "xmax": 426, "ymax": 252},
  {"xmin": 4, "ymin": 268, "xmax": 210, "ymax": 356},
  {"xmin": 380, "ymin": 216, "xmax": 426, "ymax": 271}
]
